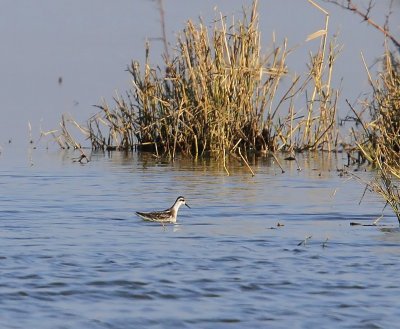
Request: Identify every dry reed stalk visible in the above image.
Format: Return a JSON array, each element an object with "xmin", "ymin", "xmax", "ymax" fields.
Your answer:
[
  {"xmin": 296, "ymin": 0, "xmax": 340, "ymax": 152},
  {"xmin": 238, "ymin": 147, "xmax": 255, "ymax": 176},
  {"xmin": 39, "ymin": 114, "xmax": 88, "ymax": 152},
  {"xmin": 58, "ymin": 114, "xmax": 81, "ymax": 149}
]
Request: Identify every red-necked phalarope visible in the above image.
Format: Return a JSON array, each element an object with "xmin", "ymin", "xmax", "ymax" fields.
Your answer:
[{"xmin": 136, "ymin": 196, "xmax": 190, "ymax": 223}]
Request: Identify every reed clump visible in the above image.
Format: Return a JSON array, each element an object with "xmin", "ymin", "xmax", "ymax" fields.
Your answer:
[
  {"xmin": 90, "ymin": 1, "xmax": 287, "ymax": 157},
  {"xmin": 353, "ymin": 48, "xmax": 400, "ymax": 222},
  {"xmin": 87, "ymin": 0, "xmax": 340, "ymax": 161}
]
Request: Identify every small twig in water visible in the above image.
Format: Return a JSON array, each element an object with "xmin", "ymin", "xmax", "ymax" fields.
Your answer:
[
  {"xmin": 284, "ymin": 154, "xmax": 301, "ymax": 171},
  {"xmin": 294, "ymin": 157, "xmax": 302, "ymax": 171},
  {"xmin": 350, "ymin": 222, "xmax": 362, "ymax": 226},
  {"xmin": 73, "ymin": 153, "xmax": 90, "ymax": 164},
  {"xmin": 297, "ymin": 235, "xmax": 312, "ymax": 246},
  {"xmin": 372, "ymin": 214, "xmax": 384, "ymax": 225},
  {"xmin": 272, "ymin": 153, "xmax": 285, "ymax": 173},
  {"xmin": 28, "ymin": 121, "xmax": 34, "ymax": 144},
  {"xmin": 223, "ymin": 147, "xmax": 230, "ymax": 176},
  {"xmin": 359, "ymin": 185, "xmax": 369, "ymax": 205},
  {"xmin": 269, "ymin": 222, "xmax": 285, "ymax": 230},
  {"xmin": 238, "ymin": 147, "xmax": 255, "ymax": 176}
]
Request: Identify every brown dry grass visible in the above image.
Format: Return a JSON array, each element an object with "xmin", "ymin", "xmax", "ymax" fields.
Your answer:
[
  {"xmin": 87, "ymin": 0, "xmax": 340, "ymax": 165},
  {"xmin": 352, "ymin": 47, "xmax": 400, "ymax": 222}
]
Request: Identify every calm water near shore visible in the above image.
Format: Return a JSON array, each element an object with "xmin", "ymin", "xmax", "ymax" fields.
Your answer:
[{"xmin": 0, "ymin": 147, "xmax": 399, "ymax": 328}]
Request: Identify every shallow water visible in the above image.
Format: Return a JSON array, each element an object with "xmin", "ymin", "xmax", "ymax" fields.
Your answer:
[{"xmin": 0, "ymin": 147, "xmax": 399, "ymax": 329}]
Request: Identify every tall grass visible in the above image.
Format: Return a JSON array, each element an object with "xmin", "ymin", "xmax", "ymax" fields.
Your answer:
[
  {"xmin": 353, "ymin": 48, "xmax": 400, "ymax": 222},
  {"xmin": 87, "ymin": 0, "xmax": 340, "ymax": 162},
  {"xmin": 291, "ymin": 0, "xmax": 340, "ymax": 152}
]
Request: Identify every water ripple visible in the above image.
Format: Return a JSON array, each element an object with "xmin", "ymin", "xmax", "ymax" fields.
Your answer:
[{"xmin": 0, "ymin": 151, "xmax": 398, "ymax": 328}]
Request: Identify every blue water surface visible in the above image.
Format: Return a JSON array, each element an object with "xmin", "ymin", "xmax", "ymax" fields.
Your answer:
[{"xmin": 0, "ymin": 147, "xmax": 399, "ymax": 329}]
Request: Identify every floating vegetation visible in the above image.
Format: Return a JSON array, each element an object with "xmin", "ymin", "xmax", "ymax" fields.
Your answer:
[
  {"xmin": 297, "ymin": 235, "xmax": 313, "ymax": 247},
  {"xmin": 86, "ymin": 0, "xmax": 340, "ymax": 163}
]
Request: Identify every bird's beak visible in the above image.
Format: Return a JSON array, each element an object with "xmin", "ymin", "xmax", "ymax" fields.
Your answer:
[{"xmin": 185, "ymin": 203, "xmax": 191, "ymax": 209}]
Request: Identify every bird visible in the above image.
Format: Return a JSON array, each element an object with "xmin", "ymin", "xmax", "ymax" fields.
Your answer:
[{"xmin": 136, "ymin": 196, "xmax": 190, "ymax": 223}]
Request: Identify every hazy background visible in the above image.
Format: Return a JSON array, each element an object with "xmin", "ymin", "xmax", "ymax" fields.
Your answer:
[{"xmin": 1, "ymin": 0, "xmax": 399, "ymax": 147}]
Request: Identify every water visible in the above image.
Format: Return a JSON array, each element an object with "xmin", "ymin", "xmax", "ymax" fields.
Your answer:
[{"xmin": 1, "ymin": 147, "xmax": 399, "ymax": 328}]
